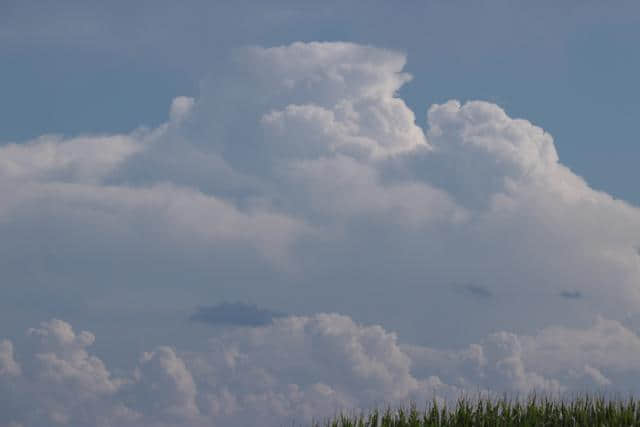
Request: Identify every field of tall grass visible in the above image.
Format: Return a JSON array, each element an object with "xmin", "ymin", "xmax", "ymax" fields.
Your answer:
[{"xmin": 314, "ymin": 396, "xmax": 640, "ymax": 426}]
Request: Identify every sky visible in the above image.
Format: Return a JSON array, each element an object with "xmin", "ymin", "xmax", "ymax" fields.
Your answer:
[{"xmin": 1, "ymin": 2, "xmax": 640, "ymax": 426}]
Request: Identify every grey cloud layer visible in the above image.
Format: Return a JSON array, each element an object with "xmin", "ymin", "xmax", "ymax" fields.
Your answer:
[{"xmin": 1, "ymin": 41, "xmax": 640, "ymax": 425}]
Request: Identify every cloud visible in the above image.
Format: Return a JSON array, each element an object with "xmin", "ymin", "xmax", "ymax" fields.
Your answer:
[
  {"xmin": 0, "ymin": 340, "xmax": 20, "ymax": 377},
  {"xmin": 456, "ymin": 283, "xmax": 493, "ymax": 299},
  {"xmin": 560, "ymin": 290, "xmax": 582, "ymax": 299},
  {"xmin": 2, "ymin": 40, "xmax": 640, "ymax": 424},
  {"xmin": 0, "ymin": 320, "xmax": 129, "ymax": 427},
  {"xmin": 2, "ymin": 315, "xmax": 640, "ymax": 426},
  {"xmin": 0, "ymin": 133, "xmax": 142, "ymax": 183},
  {"xmin": 189, "ymin": 302, "xmax": 285, "ymax": 327},
  {"xmin": 136, "ymin": 346, "xmax": 200, "ymax": 421},
  {"xmin": 169, "ymin": 96, "xmax": 196, "ymax": 123}
]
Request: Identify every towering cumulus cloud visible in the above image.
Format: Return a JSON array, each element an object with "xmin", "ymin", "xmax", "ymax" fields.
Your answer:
[{"xmin": 1, "ymin": 42, "xmax": 640, "ymax": 426}]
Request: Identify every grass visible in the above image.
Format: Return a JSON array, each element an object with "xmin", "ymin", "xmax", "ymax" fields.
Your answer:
[{"xmin": 313, "ymin": 396, "xmax": 640, "ymax": 426}]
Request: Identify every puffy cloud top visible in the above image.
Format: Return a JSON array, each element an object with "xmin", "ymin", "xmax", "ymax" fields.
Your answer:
[{"xmin": 246, "ymin": 42, "xmax": 412, "ymax": 102}]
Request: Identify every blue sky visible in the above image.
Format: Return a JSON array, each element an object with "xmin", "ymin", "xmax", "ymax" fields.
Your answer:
[{"xmin": 1, "ymin": 2, "xmax": 640, "ymax": 426}]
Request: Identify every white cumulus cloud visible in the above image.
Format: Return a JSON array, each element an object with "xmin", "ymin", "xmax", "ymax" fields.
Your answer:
[{"xmin": 2, "ymin": 315, "xmax": 640, "ymax": 426}]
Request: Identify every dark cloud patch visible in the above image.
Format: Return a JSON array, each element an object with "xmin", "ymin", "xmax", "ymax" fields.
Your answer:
[
  {"xmin": 560, "ymin": 290, "xmax": 582, "ymax": 299},
  {"xmin": 190, "ymin": 302, "xmax": 286, "ymax": 327},
  {"xmin": 454, "ymin": 283, "xmax": 493, "ymax": 299}
]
